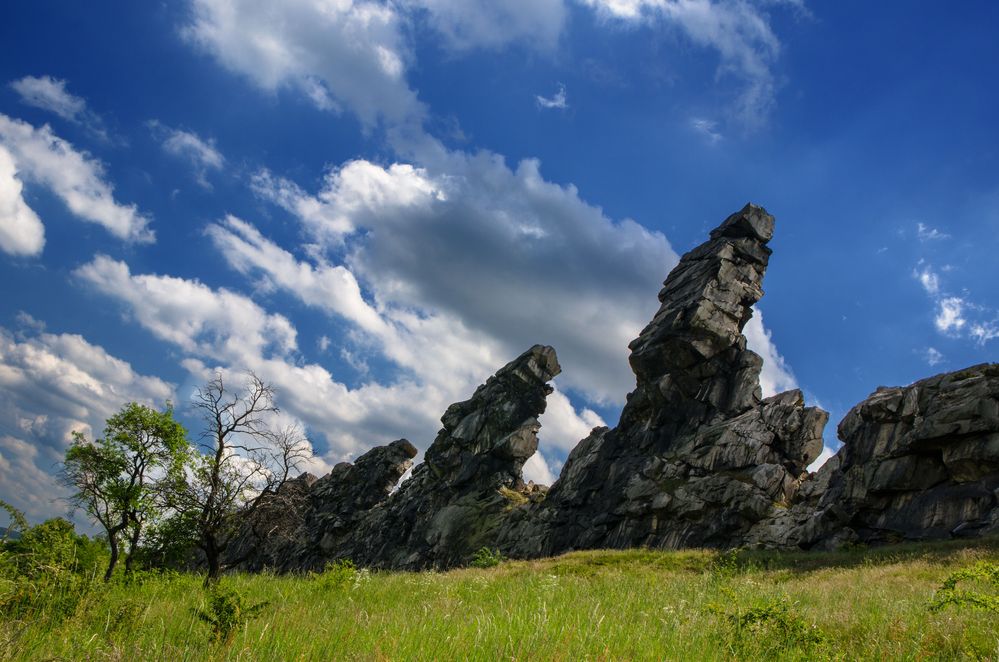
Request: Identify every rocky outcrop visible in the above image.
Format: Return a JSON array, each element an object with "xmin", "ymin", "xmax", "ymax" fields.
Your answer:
[
  {"xmin": 750, "ymin": 364, "xmax": 999, "ymax": 548},
  {"xmin": 232, "ymin": 203, "xmax": 998, "ymax": 573},
  {"xmin": 331, "ymin": 344, "xmax": 559, "ymax": 569},
  {"xmin": 285, "ymin": 439, "xmax": 417, "ymax": 570},
  {"xmin": 499, "ymin": 204, "xmax": 828, "ymax": 556}
]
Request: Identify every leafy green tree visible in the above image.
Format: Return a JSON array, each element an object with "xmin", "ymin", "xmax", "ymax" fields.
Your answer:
[{"xmin": 62, "ymin": 402, "xmax": 189, "ymax": 581}]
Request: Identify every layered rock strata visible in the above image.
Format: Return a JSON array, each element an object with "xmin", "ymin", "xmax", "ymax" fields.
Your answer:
[
  {"xmin": 293, "ymin": 345, "xmax": 560, "ymax": 569},
  {"xmin": 749, "ymin": 364, "xmax": 999, "ymax": 548},
  {"xmin": 232, "ymin": 203, "xmax": 999, "ymax": 573},
  {"xmin": 499, "ymin": 204, "xmax": 828, "ymax": 556}
]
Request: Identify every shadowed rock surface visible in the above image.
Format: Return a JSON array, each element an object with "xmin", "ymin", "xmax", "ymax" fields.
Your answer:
[
  {"xmin": 498, "ymin": 204, "xmax": 828, "ymax": 556},
  {"xmin": 749, "ymin": 364, "xmax": 999, "ymax": 548},
  {"xmin": 334, "ymin": 344, "xmax": 560, "ymax": 569},
  {"xmin": 232, "ymin": 204, "xmax": 998, "ymax": 572}
]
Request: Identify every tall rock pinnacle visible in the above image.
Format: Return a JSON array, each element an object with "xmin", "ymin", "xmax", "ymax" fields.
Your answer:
[{"xmin": 500, "ymin": 204, "xmax": 828, "ymax": 555}]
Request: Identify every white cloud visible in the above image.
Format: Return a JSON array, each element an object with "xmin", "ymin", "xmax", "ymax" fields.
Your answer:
[
  {"xmin": 0, "ymin": 114, "xmax": 153, "ymax": 243},
  {"xmin": 0, "ymin": 326, "xmax": 175, "ymax": 521},
  {"xmin": 522, "ymin": 450, "xmax": 557, "ymax": 485},
  {"xmin": 10, "ymin": 76, "xmax": 86, "ymax": 122},
  {"xmin": 916, "ymin": 222, "xmax": 949, "ymax": 242},
  {"xmin": 935, "ymin": 296, "xmax": 966, "ymax": 335},
  {"xmin": 537, "ymin": 387, "xmax": 606, "ymax": 452},
  {"xmin": 924, "ymin": 347, "xmax": 944, "ymax": 366},
  {"xmin": 970, "ymin": 322, "xmax": 999, "ymax": 345},
  {"xmin": 743, "ymin": 306, "xmax": 798, "ymax": 397},
  {"xmin": 579, "ymin": 0, "xmax": 786, "ymax": 127},
  {"xmin": 10, "ymin": 75, "xmax": 108, "ymax": 140},
  {"xmin": 184, "ymin": 0, "xmax": 423, "ymax": 127},
  {"xmin": 0, "ymin": 145, "xmax": 45, "ymax": 256},
  {"xmin": 254, "ymin": 151, "xmax": 675, "ymax": 406},
  {"xmin": 150, "ymin": 121, "xmax": 225, "ymax": 188},
  {"xmin": 915, "ymin": 265, "xmax": 940, "ymax": 295},
  {"xmin": 536, "ymin": 83, "xmax": 568, "ymax": 110},
  {"xmin": 74, "ymin": 255, "xmax": 297, "ymax": 362},
  {"xmin": 403, "ymin": 0, "xmax": 567, "ymax": 51},
  {"xmin": 690, "ymin": 117, "xmax": 722, "ymax": 143},
  {"xmin": 806, "ymin": 444, "xmax": 836, "ymax": 473}
]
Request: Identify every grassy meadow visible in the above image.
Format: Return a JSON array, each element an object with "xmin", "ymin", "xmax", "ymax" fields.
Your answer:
[{"xmin": 2, "ymin": 537, "xmax": 998, "ymax": 661}]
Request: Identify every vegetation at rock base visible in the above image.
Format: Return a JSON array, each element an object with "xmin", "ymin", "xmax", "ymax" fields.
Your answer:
[{"xmin": 1, "ymin": 532, "xmax": 997, "ymax": 660}]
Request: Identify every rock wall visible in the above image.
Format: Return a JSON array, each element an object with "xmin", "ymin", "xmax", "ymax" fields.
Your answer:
[
  {"xmin": 233, "ymin": 204, "xmax": 999, "ymax": 572},
  {"xmin": 749, "ymin": 365, "xmax": 999, "ymax": 548}
]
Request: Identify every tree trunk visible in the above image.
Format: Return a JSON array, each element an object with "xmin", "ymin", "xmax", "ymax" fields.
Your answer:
[
  {"xmin": 203, "ymin": 538, "xmax": 221, "ymax": 587},
  {"xmin": 104, "ymin": 536, "xmax": 119, "ymax": 582},
  {"xmin": 124, "ymin": 526, "xmax": 142, "ymax": 575}
]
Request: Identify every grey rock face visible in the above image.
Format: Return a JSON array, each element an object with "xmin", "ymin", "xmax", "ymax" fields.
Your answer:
[
  {"xmin": 751, "ymin": 364, "xmax": 999, "ymax": 548},
  {"xmin": 499, "ymin": 204, "xmax": 828, "ymax": 556},
  {"xmin": 285, "ymin": 439, "xmax": 417, "ymax": 571},
  {"xmin": 333, "ymin": 344, "xmax": 560, "ymax": 569},
  {"xmin": 233, "ymin": 203, "xmax": 998, "ymax": 572}
]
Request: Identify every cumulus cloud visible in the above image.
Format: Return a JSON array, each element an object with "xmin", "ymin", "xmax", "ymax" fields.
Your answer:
[
  {"xmin": 915, "ymin": 265, "xmax": 940, "ymax": 296},
  {"xmin": 0, "ymin": 145, "xmax": 45, "ymax": 256},
  {"xmin": 0, "ymin": 326, "xmax": 175, "ymax": 521},
  {"xmin": 579, "ymin": 0, "xmax": 786, "ymax": 127},
  {"xmin": 0, "ymin": 114, "xmax": 153, "ymax": 243},
  {"xmin": 184, "ymin": 0, "xmax": 423, "ymax": 127},
  {"xmin": 249, "ymin": 150, "xmax": 676, "ymax": 405},
  {"xmin": 807, "ymin": 444, "xmax": 836, "ymax": 472},
  {"xmin": 743, "ymin": 306, "xmax": 798, "ymax": 397},
  {"xmin": 149, "ymin": 121, "xmax": 225, "ymax": 188},
  {"xmin": 536, "ymin": 83, "xmax": 568, "ymax": 110}
]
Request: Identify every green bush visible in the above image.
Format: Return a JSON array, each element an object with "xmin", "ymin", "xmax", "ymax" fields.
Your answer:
[
  {"xmin": 317, "ymin": 559, "xmax": 357, "ymax": 590},
  {"xmin": 928, "ymin": 561, "xmax": 999, "ymax": 614},
  {"xmin": 471, "ymin": 547, "xmax": 506, "ymax": 569},
  {"xmin": 193, "ymin": 584, "xmax": 268, "ymax": 645}
]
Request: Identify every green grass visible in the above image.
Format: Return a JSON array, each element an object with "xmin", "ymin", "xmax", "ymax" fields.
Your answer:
[{"xmin": 3, "ymin": 538, "xmax": 999, "ymax": 660}]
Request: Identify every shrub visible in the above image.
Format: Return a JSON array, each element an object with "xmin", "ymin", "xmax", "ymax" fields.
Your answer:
[
  {"xmin": 318, "ymin": 559, "xmax": 357, "ymax": 590},
  {"xmin": 471, "ymin": 547, "xmax": 505, "ymax": 569},
  {"xmin": 193, "ymin": 584, "xmax": 268, "ymax": 645},
  {"xmin": 928, "ymin": 561, "xmax": 999, "ymax": 614}
]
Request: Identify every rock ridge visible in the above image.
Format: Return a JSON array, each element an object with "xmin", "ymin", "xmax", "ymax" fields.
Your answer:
[{"xmin": 231, "ymin": 205, "xmax": 999, "ymax": 572}]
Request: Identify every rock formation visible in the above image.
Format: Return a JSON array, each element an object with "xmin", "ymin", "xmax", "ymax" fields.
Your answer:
[
  {"xmin": 348, "ymin": 344, "xmax": 558, "ymax": 569},
  {"xmin": 231, "ymin": 203, "xmax": 999, "ymax": 573},
  {"xmin": 499, "ymin": 204, "xmax": 828, "ymax": 556},
  {"xmin": 749, "ymin": 364, "xmax": 999, "ymax": 548}
]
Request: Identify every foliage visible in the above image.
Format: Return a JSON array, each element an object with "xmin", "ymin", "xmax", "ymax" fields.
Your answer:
[
  {"xmin": 470, "ymin": 546, "xmax": 506, "ymax": 568},
  {"xmin": 0, "ymin": 518, "xmax": 107, "ymax": 624},
  {"xmin": 317, "ymin": 559, "xmax": 356, "ymax": 590},
  {"xmin": 725, "ymin": 595, "xmax": 826, "ymax": 651},
  {"xmin": 62, "ymin": 402, "xmax": 189, "ymax": 580},
  {"xmin": 0, "ymin": 501, "xmax": 27, "ymax": 545},
  {"xmin": 193, "ymin": 584, "xmax": 268, "ymax": 645},
  {"xmin": 928, "ymin": 560, "xmax": 999, "ymax": 613}
]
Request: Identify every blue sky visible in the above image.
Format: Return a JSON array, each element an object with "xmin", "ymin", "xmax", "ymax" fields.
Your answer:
[{"xmin": 1, "ymin": 1, "xmax": 997, "ymax": 523}]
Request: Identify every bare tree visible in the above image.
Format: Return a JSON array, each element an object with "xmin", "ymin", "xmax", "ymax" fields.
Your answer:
[{"xmin": 176, "ymin": 372, "xmax": 311, "ymax": 584}]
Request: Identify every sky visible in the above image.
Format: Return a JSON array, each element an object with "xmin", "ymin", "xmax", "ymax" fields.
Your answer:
[{"xmin": 1, "ymin": 1, "xmax": 997, "ymax": 524}]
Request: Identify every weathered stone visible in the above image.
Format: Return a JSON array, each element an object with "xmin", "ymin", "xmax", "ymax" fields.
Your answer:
[
  {"xmin": 751, "ymin": 363, "xmax": 999, "ymax": 548},
  {"xmin": 497, "ymin": 204, "xmax": 828, "ymax": 556},
  {"xmin": 232, "ymin": 204, "xmax": 999, "ymax": 572}
]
